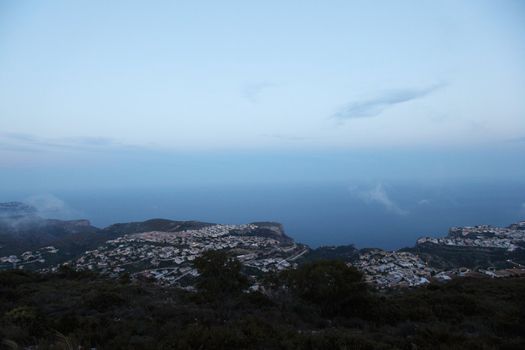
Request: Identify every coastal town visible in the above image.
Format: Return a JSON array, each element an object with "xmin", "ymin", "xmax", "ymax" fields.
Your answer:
[
  {"xmin": 353, "ymin": 221, "xmax": 525, "ymax": 289},
  {"xmin": 416, "ymin": 222, "xmax": 525, "ymax": 251},
  {"xmin": 1, "ymin": 215, "xmax": 525, "ymax": 290},
  {"xmin": 60, "ymin": 219, "xmax": 525, "ymax": 289},
  {"xmin": 348, "ymin": 247, "xmax": 525, "ymax": 289},
  {"xmin": 58, "ymin": 223, "xmax": 307, "ymax": 286}
]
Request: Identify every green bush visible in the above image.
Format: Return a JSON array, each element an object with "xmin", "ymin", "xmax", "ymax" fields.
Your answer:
[
  {"xmin": 194, "ymin": 250, "xmax": 249, "ymax": 299},
  {"xmin": 280, "ymin": 260, "xmax": 371, "ymax": 316}
]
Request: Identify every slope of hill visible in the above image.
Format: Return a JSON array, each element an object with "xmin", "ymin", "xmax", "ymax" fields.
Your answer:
[
  {"xmin": 103, "ymin": 218, "xmax": 214, "ymax": 236},
  {"xmin": 0, "ymin": 202, "xmax": 101, "ymax": 257}
]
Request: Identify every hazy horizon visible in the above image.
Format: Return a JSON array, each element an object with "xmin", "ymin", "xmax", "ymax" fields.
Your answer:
[
  {"xmin": 2, "ymin": 179, "xmax": 524, "ymax": 250},
  {"xmin": 1, "ymin": 1, "xmax": 524, "ymax": 247}
]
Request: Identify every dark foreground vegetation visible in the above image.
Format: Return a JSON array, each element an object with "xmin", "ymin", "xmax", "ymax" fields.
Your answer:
[{"xmin": 1, "ymin": 252, "xmax": 524, "ymax": 349}]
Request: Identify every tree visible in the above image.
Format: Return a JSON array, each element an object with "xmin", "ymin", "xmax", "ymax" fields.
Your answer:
[
  {"xmin": 194, "ymin": 250, "xmax": 249, "ymax": 298},
  {"xmin": 282, "ymin": 260, "xmax": 370, "ymax": 316}
]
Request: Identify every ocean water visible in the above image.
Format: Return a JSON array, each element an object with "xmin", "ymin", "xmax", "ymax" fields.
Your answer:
[{"xmin": 3, "ymin": 180, "xmax": 525, "ymax": 250}]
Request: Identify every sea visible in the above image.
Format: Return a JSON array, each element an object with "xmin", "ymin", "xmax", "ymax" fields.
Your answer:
[{"xmin": 3, "ymin": 180, "xmax": 525, "ymax": 250}]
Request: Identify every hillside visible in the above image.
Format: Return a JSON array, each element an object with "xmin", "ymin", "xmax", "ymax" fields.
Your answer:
[{"xmin": 1, "ymin": 265, "xmax": 524, "ymax": 349}]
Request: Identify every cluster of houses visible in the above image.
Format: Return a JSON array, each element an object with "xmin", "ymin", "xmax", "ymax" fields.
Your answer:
[
  {"xmin": 350, "ymin": 249, "xmax": 434, "ymax": 289},
  {"xmin": 136, "ymin": 266, "xmax": 199, "ymax": 286},
  {"xmin": 431, "ymin": 266, "xmax": 525, "ymax": 282},
  {"xmin": 0, "ymin": 246, "xmax": 59, "ymax": 269},
  {"xmin": 350, "ymin": 221, "xmax": 525, "ymax": 289},
  {"xmin": 417, "ymin": 224, "xmax": 525, "ymax": 251},
  {"xmin": 244, "ymin": 257, "xmax": 292, "ymax": 272},
  {"xmin": 349, "ymin": 247, "xmax": 525, "ymax": 289},
  {"xmin": 66, "ymin": 224, "xmax": 304, "ymax": 285}
]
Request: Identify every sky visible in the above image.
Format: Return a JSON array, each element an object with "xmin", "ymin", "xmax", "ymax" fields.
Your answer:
[{"xmin": 0, "ymin": 0, "xmax": 525, "ymax": 192}]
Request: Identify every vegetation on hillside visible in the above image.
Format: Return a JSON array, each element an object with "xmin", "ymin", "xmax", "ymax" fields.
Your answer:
[{"xmin": 0, "ymin": 252, "xmax": 524, "ymax": 349}]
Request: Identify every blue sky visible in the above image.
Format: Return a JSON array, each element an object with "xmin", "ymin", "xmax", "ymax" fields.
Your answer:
[{"xmin": 1, "ymin": 0, "xmax": 524, "ymax": 191}]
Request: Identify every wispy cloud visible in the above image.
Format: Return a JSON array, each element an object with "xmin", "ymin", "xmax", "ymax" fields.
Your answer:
[
  {"xmin": 0, "ymin": 132, "xmax": 128, "ymax": 153},
  {"xmin": 0, "ymin": 195, "xmax": 82, "ymax": 229},
  {"xmin": 24, "ymin": 194, "xmax": 81, "ymax": 219},
  {"xmin": 242, "ymin": 81, "xmax": 277, "ymax": 103},
  {"xmin": 333, "ymin": 83, "xmax": 445, "ymax": 120},
  {"xmin": 350, "ymin": 183, "xmax": 409, "ymax": 216}
]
